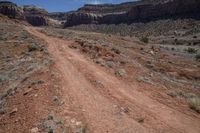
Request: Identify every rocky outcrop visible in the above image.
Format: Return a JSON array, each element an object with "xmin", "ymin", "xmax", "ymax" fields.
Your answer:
[
  {"xmin": 77, "ymin": 2, "xmax": 139, "ymax": 14},
  {"xmin": 26, "ymin": 15, "xmax": 49, "ymax": 26},
  {"xmin": 0, "ymin": 1, "xmax": 23, "ymax": 18},
  {"xmin": 64, "ymin": 13, "xmax": 101, "ymax": 27},
  {"xmin": 127, "ymin": 0, "xmax": 200, "ymax": 22},
  {"xmin": 0, "ymin": 1, "xmax": 49, "ymax": 26},
  {"xmin": 64, "ymin": 0, "xmax": 200, "ymax": 27},
  {"xmin": 22, "ymin": 5, "xmax": 49, "ymax": 26},
  {"xmin": 22, "ymin": 5, "xmax": 48, "ymax": 15}
]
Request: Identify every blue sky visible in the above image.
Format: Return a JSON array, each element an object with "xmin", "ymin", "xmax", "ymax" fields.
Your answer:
[{"xmin": 8, "ymin": 0, "xmax": 136, "ymax": 12}]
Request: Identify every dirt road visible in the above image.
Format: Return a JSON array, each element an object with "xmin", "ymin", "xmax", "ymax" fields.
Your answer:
[{"xmin": 26, "ymin": 27, "xmax": 200, "ymax": 133}]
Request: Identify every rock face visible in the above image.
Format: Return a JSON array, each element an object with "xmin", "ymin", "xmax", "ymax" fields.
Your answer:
[
  {"xmin": 64, "ymin": 0, "xmax": 200, "ymax": 27},
  {"xmin": 0, "ymin": 2, "xmax": 49, "ymax": 26},
  {"xmin": 0, "ymin": 1, "xmax": 23, "ymax": 18},
  {"xmin": 26, "ymin": 15, "xmax": 49, "ymax": 26},
  {"xmin": 77, "ymin": 1, "xmax": 140, "ymax": 14},
  {"xmin": 127, "ymin": 0, "xmax": 200, "ymax": 22},
  {"xmin": 23, "ymin": 5, "xmax": 49, "ymax": 26},
  {"xmin": 64, "ymin": 13, "xmax": 101, "ymax": 27}
]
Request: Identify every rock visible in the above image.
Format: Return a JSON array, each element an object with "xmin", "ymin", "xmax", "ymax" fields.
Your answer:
[
  {"xmin": 31, "ymin": 127, "xmax": 39, "ymax": 133},
  {"xmin": 150, "ymin": 50, "xmax": 154, "ymax": 55},
  {"xmin": 0, "ymin": 108, "xmax": 5, "ymax": 115},
  {"xmin": 76, "ymin": 121, "xmax": 82, "ymax": 126},
  {"xmin": 138, "ymin": 117, "xmax": 145, "ymax": 123},
  {"xmin": 105, "ymin": 61, "xmax": 115, "ymax": 68},
  {"xmin": 115, "ymin": 69, "xmax": 126, "ymax": 77},
  {"xmin": 23, "ymin": 88, "xmax": 33, "ymax": 95},
  {"xmin": 53, "ymin": 96, "xmax": 59, "ymax": 102},
  {"xmin": 120, "ymin": 107, "xmax": 129, "ymax": 113},
  {"xmin": 10, "ymin": 108, "xmax": 18, "ymax": 116},
  {"xmin": 95, "ymin": 58, "xmax": 104, "ymax": 66}
]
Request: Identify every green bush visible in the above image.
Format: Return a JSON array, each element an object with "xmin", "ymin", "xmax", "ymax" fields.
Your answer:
[
  {"xmin": 185, "ymin": 47, "xmax": 198, "ymax": 54},
  {"xmin": 140, "ymin": 37, "xmax": 149, "ymax": 44},
  {"xmin": 195, "ymin": 54, "xmax": 200, "ymax": 61}
]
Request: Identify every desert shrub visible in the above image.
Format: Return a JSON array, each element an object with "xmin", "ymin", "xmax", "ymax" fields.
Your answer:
[
  {"xmin": 185, "ymin": 47, "xmax": 198, "ymax": 54},
  {"xmin": 28, "ymin": 43, "xmax": 39, "ymax": 52},
  {"xmin": 195, "ymin": 54, "xmax": 200, "ymax": 61},
  {"xmin": 171, "ymin": 47, "xmax": 175, "ymax": 51},
  {"xmin": 167, "ymin": 90, "xmax": 200, "ymax": 113},
  {"xmin": 140, "ymin": 37, "xmax": 149, "ymax": 44},
  {"xmin": 167, "ymin": 90, "xmax": 197, "ymax": 99},
  {"xmin": 188, "ymin": 97, "xmax": 200, "ymax": 113}
]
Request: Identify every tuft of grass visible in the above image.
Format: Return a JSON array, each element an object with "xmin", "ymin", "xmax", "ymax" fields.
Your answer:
[
  {"xmin": 167, "ymin": 90, "xmax": 200, "ymax": 113},
  {"xmin": 137, "ymin": 76, "xmax": 154, "ymax": 85},
  {"xmin": 115, "ymin": 69, "xmax": 126, "ymax": 77},
  {"xmin": 140, "ymin": 37, "xmax": 149, "ymax": 44},
  {"xmin": 188, "ymin": 97, "xmax": 200, "ymax": 113},
  {"xmin": 167, "ymin": 90, "xmax": 197, "ymax": 99}
]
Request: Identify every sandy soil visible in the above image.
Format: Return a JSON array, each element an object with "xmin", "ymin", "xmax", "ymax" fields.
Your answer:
[{"xmin": 25, "ymin": 26, "xmax": 200, "ymax": 133}]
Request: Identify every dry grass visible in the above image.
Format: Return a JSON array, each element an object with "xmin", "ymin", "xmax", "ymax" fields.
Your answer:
[
  {"xmin": 188, "ymin": 97, "xmax": 200, "ymax": 113},
  {"xmin": 167, "ymin": 90, "xmax": 200, "ymax": 113}
]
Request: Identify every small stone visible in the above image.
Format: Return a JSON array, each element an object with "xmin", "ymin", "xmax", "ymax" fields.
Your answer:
[
  {"xmin": 31, "ymin": 127, "xmax": 39, "ymax": 133},
  {"xmin": 76, "ymin": 121, "xmax": 82, "ymax": 126},
  {"xmin": 53, "ymin": 96, "xmax": 59, "ymax": 102},
  {"xmin": 150, "ymin": 50, "xmax": 154, "ymax": 55},
  {"xmin": 115, "ymin": 69, "xmax": 126, "ymax": 77},
  {"xmin": 10, "ymin": 108, "xmax": 18, "ymax": 115},
  {"xmin": 60, "ymin": 100, "xmax": 65, "ymax": 105},
  {"xmin": 23, "ymin": 88, "xmax": 33, "ymax": 95},
  {"xmin": 113, "ymin": 105, "xmax": 118, "ymax": 108},
  {"xmin": 120, "ymin": 107, "xmax": 129, "ymax": 113},
  {"xmin": 0, "ymin": 109, "xmax": 5, "ymax": 114},
  {"xmin": 48, "ymin": 114, "xmax": 54, "ymax": 120},
  {"xmin": 106, "ymin": 61, "xmax": 115, "ymax": 68},
  {"xmin": 71, "ymin": 119, "xmax": 76, "ymax": 123}
]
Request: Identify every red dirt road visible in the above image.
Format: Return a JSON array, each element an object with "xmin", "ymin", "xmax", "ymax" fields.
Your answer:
[{"xmin": 26, "ymin": 27, "xmax": 200, "ymax": 133}]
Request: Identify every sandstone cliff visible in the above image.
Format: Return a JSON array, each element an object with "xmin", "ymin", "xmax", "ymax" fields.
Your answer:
[
  {"xmin": 64, "ymin": 0, "xmax": 200, "ymax": 27},
  {"xmin": 0, "ymin": 1, "xmax": 49, "ymax": 26},
  {"xmin": 0, "ymin": 1, "xmax": 23, "ymax": 19},
  {"xmin": 22, "ymin": 5, "xmax": 49, "ymax": 26}
]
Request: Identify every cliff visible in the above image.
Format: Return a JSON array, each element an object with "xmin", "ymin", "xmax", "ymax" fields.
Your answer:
[
  {"xmin": 0, "ymin": 1, "xmax": 49, "ymax": 26},
  {"xmin": 0, "ymin": 1, "xmax": 23, "ymax": 19},
  {"xmin": 64, "ymin": 0, "xmax": 200, "ymax": 27}
]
